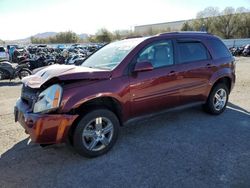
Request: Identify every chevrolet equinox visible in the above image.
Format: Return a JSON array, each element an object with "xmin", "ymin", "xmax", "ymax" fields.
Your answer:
[{"xmin": 14, "ymin": 32, "xmax": 235, "ymax": 157}]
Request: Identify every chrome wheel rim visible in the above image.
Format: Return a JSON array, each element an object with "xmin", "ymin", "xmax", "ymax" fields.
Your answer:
[
  {"xmin": 82, "ymin": 117, "xmax": 114, "ymax": 151},
  {"xmin": 213, "ymin": 88, "xmax": 227, "ymax": 111}
]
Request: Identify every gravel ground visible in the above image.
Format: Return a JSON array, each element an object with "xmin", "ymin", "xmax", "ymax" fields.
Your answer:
[{"xmin": 0, "ymin": 57, "xmax": 250, "ymax": 188}]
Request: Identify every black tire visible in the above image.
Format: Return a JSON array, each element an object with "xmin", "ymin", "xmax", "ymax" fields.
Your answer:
[
  {"xmin": 203, "ymin": 83, "xmax": 229, "ymax": 115},
  {"xmin": 73, "ymin": 109, "xmax": 120, "ymax": 158},
  {"xmin": 0, "ymin": 70, "xmax": 5, "ymax": 80},
  {"xmin": 18, "ymin": 68, "xmax": 31, "ymax": 79}
]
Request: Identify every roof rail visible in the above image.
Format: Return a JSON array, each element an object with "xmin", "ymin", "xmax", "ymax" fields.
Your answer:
[
  {"xmin": 123, "ymin": 35, "xmax": 143, "ymax": 39},
  {"xmin": 158, "ymin": 31, "xmax": 212, "ymax": 36}
]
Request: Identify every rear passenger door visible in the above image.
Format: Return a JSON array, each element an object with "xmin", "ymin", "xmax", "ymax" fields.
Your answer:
[{"xmin": 174, "ymin": 39, "xmax": 214, "ymax": 104}]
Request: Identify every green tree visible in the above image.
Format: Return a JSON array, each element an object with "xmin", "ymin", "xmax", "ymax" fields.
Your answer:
[
  {"xmin": 234, "ymin": 8, "xmax": 250, "ymax": 38},
  {"xmin": 188, "ymin": 6, "xmax": 250, "ymax": 38},
  {"xmin": 213, "ymin": 7, "xmax": 238, "ymax": 39},
  {"xmin": 181, "ymin": 22, "xmax": 193, "ymax": 31},
  {"xmin": 95, "ymin": 28, "xmax": 113, "ymax": 43},
  {"xmin": 30, "ymin": 31, "xmax": 79, "ymax": 44},
  {"xmin": 191, "ymin": 7, "xmax": 219, "ymax": 33},
  {"xmin": 54, "ymin": 31, "xmax": 79, "ymax": 43}
]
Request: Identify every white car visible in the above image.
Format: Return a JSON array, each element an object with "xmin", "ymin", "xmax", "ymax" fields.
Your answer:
[{"xmin": 0, "ymin": 47, "xmax": 8, "ymax": 60}]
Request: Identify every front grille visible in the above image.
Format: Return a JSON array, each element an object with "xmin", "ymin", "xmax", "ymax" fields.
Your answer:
[{"xmin": 21, "ymin": 84, "xmax": 40, "ymax": 108}]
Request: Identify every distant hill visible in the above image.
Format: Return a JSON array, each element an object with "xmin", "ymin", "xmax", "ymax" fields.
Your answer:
[
  {"xmin": 31, "ymin": 32, "xmax": 57, "ymax": 39},
  {"xmin": 5, "ymin": 32, "xmax": 90, "ymax": 44},
  {"xmin": 31, "ymin": 32, "xmax": 89, "ymax": 39}
]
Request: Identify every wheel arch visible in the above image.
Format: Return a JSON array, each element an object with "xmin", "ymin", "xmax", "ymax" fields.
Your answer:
[
  {"xmin": 207, "ymin": 67, "xmax": 234, "ymax": 97},
  {"xmin": 67, "ymin": 96, "xmax": 123, "ymax": 144},
  {"xmin": 211, "ymin": 76, "xmax": 232, "ymax": 93},
  {"xmin": 74, "ymin": 96, "xmax": 123, "ymax": 123}
]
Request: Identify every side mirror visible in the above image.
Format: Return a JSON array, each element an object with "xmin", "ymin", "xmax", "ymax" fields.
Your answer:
[{"xmin": 134, "ymin": 61, "xmax": 153, "ymax": 72}]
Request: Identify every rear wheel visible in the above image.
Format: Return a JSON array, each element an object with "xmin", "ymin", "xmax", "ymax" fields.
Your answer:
[
  {"xmin": 73, "ymin": 109, "xmax": 120, "ymax": 158},
  {"xmin": 204, "ymin": 83, "xmax": 229, "ymax": 115}
]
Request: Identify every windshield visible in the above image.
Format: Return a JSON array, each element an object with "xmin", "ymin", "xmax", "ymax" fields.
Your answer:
[{"xmin": 81, "ymin": 38, "xmax": 146, "ymax": 70}]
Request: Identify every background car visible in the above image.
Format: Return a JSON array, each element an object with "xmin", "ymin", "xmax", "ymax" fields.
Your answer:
[{"xmin": 0, "ymin": 46, "xmax": 8, "ymax": 60}]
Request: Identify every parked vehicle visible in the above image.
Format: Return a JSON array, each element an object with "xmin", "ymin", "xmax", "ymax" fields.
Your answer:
[
  {"xmin": 65, "ymin": 54, "xmax": 86, "ymax": 66},
  {"xmin": 229, "ymin": 46, "xmax": 244, "ymax": 56},
  {"xmin": 243, "ymin": 44, "xmax": 250, "ymax": 56},
  {"xmin": 19, "ymin": 52, "xmax": 55, "ymax": 70},
  {"xmin": 14, "ymin": 32, "xmax": 235, "ymax": 157},
  {"xmin": 7, "ymin": 45, "xmax": 18, "ymax": 62},
  {"xmin": 12, "ymin": 47, "xmax": 29, "ymax": 63},
  {"xmin": 0, "ymin": 46, "xmax": 8, "ymax": 60},
  {"xmin": 0, "ymin": 61, "xmax": 31, "ymax": 80}
]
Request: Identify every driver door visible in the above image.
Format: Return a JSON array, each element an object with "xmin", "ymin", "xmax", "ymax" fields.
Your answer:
[{"xmin": 129, "ymin": 40, "xmax": 181, "ymax": 118}]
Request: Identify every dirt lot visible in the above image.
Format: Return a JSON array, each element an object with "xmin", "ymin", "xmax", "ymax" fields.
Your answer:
[{"xmin": 0, "ymin": 57, "xmax": 250, "ymax": 188}]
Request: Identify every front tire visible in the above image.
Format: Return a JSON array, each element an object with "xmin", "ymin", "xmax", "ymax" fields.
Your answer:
[
  {"xmin": 73, "ymin": 109, "xmax": 120, "ymax": 158},
  {"xmin": 204, "ymin": 83, "xmax": 229, "ymax": 115}
]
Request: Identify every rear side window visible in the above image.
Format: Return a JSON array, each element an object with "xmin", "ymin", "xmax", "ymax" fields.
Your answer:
[
  {"xmin": 208, "ymin": 38, "xmax": 231, "ymax": 59},
  {"xmin": 177, "ymin": 42, "xmax": 209, "ymax": 63}
]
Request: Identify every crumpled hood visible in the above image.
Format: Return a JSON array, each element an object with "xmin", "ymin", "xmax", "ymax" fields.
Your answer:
[{"xmin": 22, "ymin": 64, "xmax": 112, "ymax": 88}]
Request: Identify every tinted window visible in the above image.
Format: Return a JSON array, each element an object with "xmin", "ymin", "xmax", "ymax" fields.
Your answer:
[
  {"xmin": 177, "ymin": 42, "xmax": 209, "ymax": 63},
  {"xmin": 208, "ymin": 38, "xmax": 231, "ymax": 59},
  {"xmin": 137, "ymin": 41, "xmax": 173, "ymax": 68}
]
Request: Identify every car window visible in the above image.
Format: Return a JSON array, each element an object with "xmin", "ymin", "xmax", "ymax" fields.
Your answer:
[
  {"xmin": 177, "ymin": 42, "xmax": 209, "ymax": 63},
  {"xmin": 137, "ymin": 40, "xmax": 174, "ymax": 68},
  {"xmin": 207, "ymin": 38, "xmax": 231, "ymax": 59},
  {"xmin": 82, "ymin": 37, "xmax": 147, "ymax": 70}
]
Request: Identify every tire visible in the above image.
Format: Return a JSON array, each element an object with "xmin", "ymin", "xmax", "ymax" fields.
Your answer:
[
  {"xmin": 203, "ymin": 83, "xmax": 229, "ymax": 115},
  {"xmin": 0, "ymin": 70, "xmax": 5, "ymax": 80},
  {"xmin": 18, "ymin": 68, "xmax": 31, "ymax": 79},
  {"xmin": 73, "ymin": 109, "xmax": 120, "ymax": 158}
]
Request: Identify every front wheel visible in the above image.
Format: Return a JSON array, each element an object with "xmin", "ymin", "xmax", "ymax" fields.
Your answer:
[
  {"xmin": 73, "ymin": 109, "xmax": 120, "ymax": 158},
  {"xmin": 204, "ymin": 83, "xmax": 229, "ymax": 115}
]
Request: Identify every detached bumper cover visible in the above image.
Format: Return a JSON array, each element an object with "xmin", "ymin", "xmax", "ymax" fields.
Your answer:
[{"xmin": 14, "ymin": 98, "xmax": 78, "ymax": 144}]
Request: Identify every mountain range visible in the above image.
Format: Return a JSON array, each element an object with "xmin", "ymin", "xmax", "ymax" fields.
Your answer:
[{"xmin": 5, "ymin": 32, "xmax": 89, "ymax": 44}]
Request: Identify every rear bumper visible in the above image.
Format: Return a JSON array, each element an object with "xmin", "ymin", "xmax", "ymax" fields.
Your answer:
[{"xmin": 14, "ymin": 98, "xmax": 78, "ymax": 144}]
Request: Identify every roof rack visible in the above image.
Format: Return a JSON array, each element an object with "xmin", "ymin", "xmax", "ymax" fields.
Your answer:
[
  {"xmin": 158, "ymin": 31, "xmax": 212, "ymax": 36},
  {"xmin": 123, "ymin": 35, "xmax": 143, "ymax": 39}
]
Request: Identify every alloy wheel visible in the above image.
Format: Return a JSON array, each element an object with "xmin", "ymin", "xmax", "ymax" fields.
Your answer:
[
  {"xmin": 213, "ymin": 88, "xmax": 227, "ymax": 111},
  {"xmin": 82, "ymin": 117, "xmax": 114, "ymax": 151}
]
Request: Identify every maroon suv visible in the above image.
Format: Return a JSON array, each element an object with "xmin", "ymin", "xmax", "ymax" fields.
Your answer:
[{"xmin": 14, "ymin": 32, "xmax": 235, "ymax": 157}]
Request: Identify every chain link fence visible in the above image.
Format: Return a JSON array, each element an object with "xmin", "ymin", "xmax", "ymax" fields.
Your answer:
[{"xmin": 222, "ymin": 38, "xmax": 250, "ymax": 48}]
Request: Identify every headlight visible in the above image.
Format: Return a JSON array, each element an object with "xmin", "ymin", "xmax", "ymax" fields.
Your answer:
[{"xmin": 33, "ymin": 84, "xmax": 63, "ymax": 113}]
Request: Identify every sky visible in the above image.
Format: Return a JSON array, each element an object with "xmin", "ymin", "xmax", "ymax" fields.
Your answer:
[{"xmin": 0, "ymin": 0, "xmax": 249, "ymax": 40}]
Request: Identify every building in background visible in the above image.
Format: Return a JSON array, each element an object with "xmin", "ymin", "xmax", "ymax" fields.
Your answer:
[{"xmin": 134, "ymin": 19, "xmax": 192, "ymax": 35}]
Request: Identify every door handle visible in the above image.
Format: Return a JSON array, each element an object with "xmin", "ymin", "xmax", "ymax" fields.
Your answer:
[
  {"xmin": 168, "ymin": 71, "xmax": 176, "ymax": 76},
  {"xmin": 206, "ymin": 63, "xmax": 212, "ymax": 68}
]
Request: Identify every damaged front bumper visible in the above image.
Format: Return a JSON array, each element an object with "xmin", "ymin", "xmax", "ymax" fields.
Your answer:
[{"xmin": 14, "ymin": 98, "xmax": 78, "ymax": 144}]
